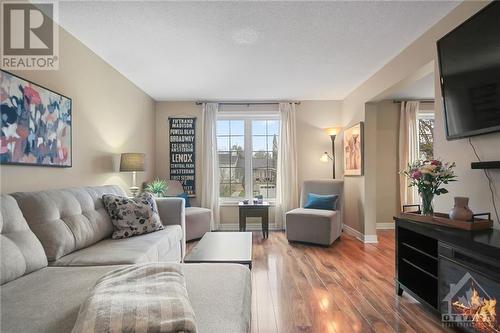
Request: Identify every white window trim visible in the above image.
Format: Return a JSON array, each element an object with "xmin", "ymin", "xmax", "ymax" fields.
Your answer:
[
  {"xmin": 417, "ymin": 111, "xmax": 434, "ymax": 119},
  {"xmin": 217, "ymin": 112, "xmax": 279, "ymax": 204}
]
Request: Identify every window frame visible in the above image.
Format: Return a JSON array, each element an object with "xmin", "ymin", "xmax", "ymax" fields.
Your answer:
[{"xmin": 217, "ymin": 112, "xmax": 279, "ymax": 204}]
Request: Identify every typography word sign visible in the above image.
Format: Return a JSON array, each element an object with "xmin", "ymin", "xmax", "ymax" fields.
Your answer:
[{"xmin": 169, "ymin": 118, "xmax": 196, "ymax": 196}]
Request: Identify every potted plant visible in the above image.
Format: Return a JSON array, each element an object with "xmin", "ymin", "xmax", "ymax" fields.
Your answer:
[
  {"xmin": 403, "ymin": 159, "xmax": 457, "ymax": 215},
  {"xmin": 145, "ymin": 178, "xmax": 168, "ymax": 197}
]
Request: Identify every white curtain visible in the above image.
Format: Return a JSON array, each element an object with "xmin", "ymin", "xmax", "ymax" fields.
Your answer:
[
  {"xmin": 275, "ymin": 102, "xmax": 299, "ymax": 229},
  {"xmin": 201, "ymin": 103, "xmax": 220, "ymax": 230},
  {"xmin": 398, "ymin": 101, "xmax": 419, "ymax": 207}
]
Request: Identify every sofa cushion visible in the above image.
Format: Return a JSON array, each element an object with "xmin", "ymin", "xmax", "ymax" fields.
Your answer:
[
  {"xmin": 50, "ymin": 225, "xmax": 182, "ymax": 266},
  {"xmin": 287, "ymin": 207, "xmax": 337, "ymax": 219},
  {"xmin": 11, "ymin": 185, "xmax": 125, "ymax": 261},
  {"xmin": 286, "ymin": 208, "xmax": 341, "ymax": 245},
  {"xmin": 0, "ymin": 195, "xmax": 48, "ymax": 285},
  {"xmin": 184, "ymin": 263, "xmax": 251, "ymax": 333},
  {"xmin": 0, "ymin": 265, "xmax": 124, "ymax": 333},
  {"xmin": 102, "ymin": 192, "xmax": 164, "ymax": 239},
  {"xmin": 1, "ymin": 264, "xmax": 251, "ymax": 333},
  {"xmin": 186, "ymin": 206, "xmax": 212, "ymax": 218}
]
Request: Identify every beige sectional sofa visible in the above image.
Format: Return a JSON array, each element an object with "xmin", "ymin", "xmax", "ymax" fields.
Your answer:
[{"xmin": 0, "ymin": 186, "xmax": 251, "ymax": 333}]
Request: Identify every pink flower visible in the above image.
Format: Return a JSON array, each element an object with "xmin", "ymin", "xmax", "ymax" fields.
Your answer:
[
  {"xmin": 430, "ymin": 160, "xmax": 441, "ymax": 166},
  {"xmin": 411, "ymin": 171, "xmax": 422, "ymax": 180}
]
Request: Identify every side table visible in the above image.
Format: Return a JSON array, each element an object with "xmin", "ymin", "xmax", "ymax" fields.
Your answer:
[{"xmin": 238, "ymin": 202, "xmax": 270, "ymax": 239}]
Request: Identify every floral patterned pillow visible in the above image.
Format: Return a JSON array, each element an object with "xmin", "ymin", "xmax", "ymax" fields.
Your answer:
[{"xmin": 102, "ymin": 192, "xmax": 164, "ymax": 239}]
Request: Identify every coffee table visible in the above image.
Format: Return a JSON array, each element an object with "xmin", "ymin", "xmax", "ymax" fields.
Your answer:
[{"xmin": 184, "ymin": 232, "xmax": 253, "ymax": 269}]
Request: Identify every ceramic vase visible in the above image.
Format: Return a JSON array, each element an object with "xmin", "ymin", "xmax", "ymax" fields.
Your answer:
[{"xmin": 449, "ymin": 197, "xmax": 473, "ymax": 221}]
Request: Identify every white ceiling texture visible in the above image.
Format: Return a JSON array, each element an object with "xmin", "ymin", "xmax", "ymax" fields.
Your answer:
[{"xmin": 58, "ymin": 1, "xmax": 458, "ymax": 101}]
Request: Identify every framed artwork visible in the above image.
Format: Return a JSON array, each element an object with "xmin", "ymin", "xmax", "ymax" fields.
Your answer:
[
  {"xmin": 169, "ymin": 117, "xmax": 196, "ymax": 197},
  {"xmin": 343, "ymin": 122, "xmax": 364, "ymax": 176},
  {"xmin": 0, "ymin": 70, "xmax": 72, "ymax": 167}
]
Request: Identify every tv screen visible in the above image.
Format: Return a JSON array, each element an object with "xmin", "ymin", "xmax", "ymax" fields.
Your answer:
[{"xmin": 437, "ymin": 2, "xmax": 500, "ymax": 140}]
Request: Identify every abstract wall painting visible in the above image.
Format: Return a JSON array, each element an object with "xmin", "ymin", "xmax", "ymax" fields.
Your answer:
[
  {"xmin": 1, "ymin": 70, "xmax": 72, "ymax": 167},
  {"xmin": 344, "ymin": 122, "xmax": 364, "ymax": 176}
]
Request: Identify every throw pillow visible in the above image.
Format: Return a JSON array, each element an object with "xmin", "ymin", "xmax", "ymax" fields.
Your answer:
[
  {"xmin": 176, "ymin": 192, "xmax": 191, "ymax": 208},
  {"xmin": 102, "ymin": 192, "xmax": 164, "ymax": 239},
  {"xmin": 304, "ymin": 193, "xmax": 339, "ymax": 211}
]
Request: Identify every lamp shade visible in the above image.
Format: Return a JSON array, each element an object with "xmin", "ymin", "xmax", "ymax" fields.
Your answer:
[
  {"xmin": 120, "ymin": 153, "xmax": 145, "ymax": 172},
  {"xmin": 324, "ymin": 127, "xmax": 341, "ymax": 136}
]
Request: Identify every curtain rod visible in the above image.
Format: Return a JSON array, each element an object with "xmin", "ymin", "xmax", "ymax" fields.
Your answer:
[
  {"xmin": 393, "ymin": 99, "xmax": 435, "ymax": 103},
  {"xmin": 195, "ymin": 101, "xmax": 301, "ymax": 106}
]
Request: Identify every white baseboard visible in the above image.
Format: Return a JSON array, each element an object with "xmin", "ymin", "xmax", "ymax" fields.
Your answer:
[
  {"xmin": 217, "ymin": 223, "xmax": 378, "ymax": 243},
  {"xmin": 217, "ymin": 223, "xmax": 282, "ymax": 231},
  {"xmin": 342, "ymin": 224, "xmax": 363, "ymax": 241},
  {"xmin": 376, "ymin": 222, "xmax": 395, "ymax": 230},
  {"xmin": 343, "ymin": 224, "xmax": 378, "ymax": 243},
  {"xmin": 363, "ymin": 234, "xmax": 378, "ymax": 243}
]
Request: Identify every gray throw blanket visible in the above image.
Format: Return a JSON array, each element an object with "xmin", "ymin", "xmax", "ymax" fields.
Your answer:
[{"xmin": 72, "ymin": 263, "xmax": 198, "ymax": 333}]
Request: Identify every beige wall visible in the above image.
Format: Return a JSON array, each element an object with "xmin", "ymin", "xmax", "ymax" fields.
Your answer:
[
  {"xmin": 363, "ymin": 104, "xmax": 378, "ymax": 236},
  {"xmin": 374, "ymin": 101, "xmax": 400, "ymax": 228},
  {"xmin": 1, "ymin": 27, "xmax": 155, "ymax": 194},
  {"xmin": 154, "ymin": 100, "xmax": 342, "ymax": 226},
  {"xmin": 434, "ymin": 89, "xmax": 500, "ymax": 227},
  {"xmin": 341, "ymin": 1, "xmax": 497, "ymax": 236},
  {"xmin": 295, "ymin": 101, "xmax": 343, "ymax": 183},
  {"xmin": 363, "ymin": 101, "xmax": 399, "ymax": 235}
]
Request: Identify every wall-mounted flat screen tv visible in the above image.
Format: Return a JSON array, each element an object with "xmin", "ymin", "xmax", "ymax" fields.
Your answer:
[{"xmin": 437, "ymin": 2, "xmax": 500, "ymax": 140}]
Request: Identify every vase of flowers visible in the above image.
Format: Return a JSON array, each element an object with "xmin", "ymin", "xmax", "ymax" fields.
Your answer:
[{"xmin": 403, "ymin": 160, "xmax": 457, "ymax": 216}]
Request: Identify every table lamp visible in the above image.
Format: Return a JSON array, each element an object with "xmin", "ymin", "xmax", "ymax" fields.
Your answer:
[{"xmin": 120, "ymin": 153, "xmax": 145, "ymax": 196}]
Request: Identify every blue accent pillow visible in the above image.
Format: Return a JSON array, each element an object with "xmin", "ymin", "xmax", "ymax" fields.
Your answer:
[
  {"xmin": 304, "ymin": 193, "xmax": 339, "ymax": 211},
  {"xmin": 176, "ymin": 192, "xmax": 191, "ymax": 208}
]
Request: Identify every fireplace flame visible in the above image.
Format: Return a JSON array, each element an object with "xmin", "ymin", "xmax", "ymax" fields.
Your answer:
[{"xmin": 452, "ymin": 283, "xmax": 499, "ymax": 333}]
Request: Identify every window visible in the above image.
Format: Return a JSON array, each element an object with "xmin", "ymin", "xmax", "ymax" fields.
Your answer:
[
  {"xmin": 217, "ymin": 118, "xmax": 279, "ymax": 200},
  {"xmin": 417, "ymin": 113, "xmax": 434, "ymax": 160},
  {"xmin": 217, "ymin": 120, "xmax": 245, "ymax": 198},
  {"xmin": 252, "ymin": 120, "xmax": 279, "ymax": 199}
]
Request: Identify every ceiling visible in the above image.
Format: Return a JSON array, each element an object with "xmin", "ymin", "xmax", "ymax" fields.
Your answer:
[
  {"xmin": 385, "ymin": 72, "xmax": 435, "ymax": 100},
  {"xmin": 58, "ymin": 1, "xmax": 458, "ymax": 101}
]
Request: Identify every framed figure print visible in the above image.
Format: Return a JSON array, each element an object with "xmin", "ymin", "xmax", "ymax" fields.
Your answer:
[
  {"xmin": 0, "ymin": 70, "xmax": 72, "ymax": 167},
  {"xmin": 343, "ymin": 122, "xmax": 364, "ymax": 176}
]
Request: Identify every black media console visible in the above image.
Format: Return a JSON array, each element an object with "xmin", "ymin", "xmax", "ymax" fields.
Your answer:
[{"xmin": 395, "ymin": 217, "xmax": 500, "ymax": 332}]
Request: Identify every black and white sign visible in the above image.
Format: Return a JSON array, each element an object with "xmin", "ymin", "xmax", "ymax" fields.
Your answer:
[{"xmin": 169, "ymin": 118, "xmax": 196, "ymax": 196}]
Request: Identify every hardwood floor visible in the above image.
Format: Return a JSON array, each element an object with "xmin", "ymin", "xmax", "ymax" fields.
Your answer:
[{"xmin": 187, "ymin": 231, "xmax": 457, "ymax": 333}]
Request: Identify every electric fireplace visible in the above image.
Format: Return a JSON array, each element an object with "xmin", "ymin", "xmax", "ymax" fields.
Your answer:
[{"xmin": 440, "ymin": 243, "xmax": 500, "ymax": 333}]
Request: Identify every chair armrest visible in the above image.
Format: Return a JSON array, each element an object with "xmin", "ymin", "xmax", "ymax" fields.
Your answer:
[{"xmin": 155, "ymin": 197, "xmax": 186, "ymax": 260}]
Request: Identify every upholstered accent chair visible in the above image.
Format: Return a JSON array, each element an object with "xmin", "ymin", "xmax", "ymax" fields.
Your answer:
[
  {"xmin": 166, "ymin": 180, "xmax": 212, "ymax": 241},
  {"xmin": 285, "ymin": 179, "xmax": 343, "ymax": 246}
]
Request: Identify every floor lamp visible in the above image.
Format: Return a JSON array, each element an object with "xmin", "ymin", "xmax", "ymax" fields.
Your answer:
[{"xmin": 322, "ymin": 128, "xmax": 341, "ymax": 179}]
